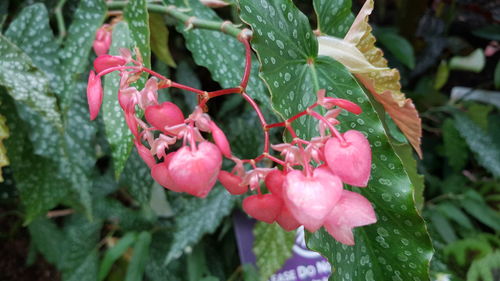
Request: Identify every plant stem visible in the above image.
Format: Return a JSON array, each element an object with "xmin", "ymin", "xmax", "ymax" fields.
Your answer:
[
  {"xmin": 106, "ymin": 2, "xmax": 243, "ymax": 38},
  {"xmin": 55, "ymin": 0, "xmax": 68, "ymax": 43}
]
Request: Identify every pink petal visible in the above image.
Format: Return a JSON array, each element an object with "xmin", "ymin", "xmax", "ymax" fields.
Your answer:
[
  {"xmin": 145, "ymin": 102, "xmax": 185, "ymax": 131},
  {"xmin": 93, "ymin": 55, "xmax": 127, "ymax": 73},
  {"xmin": 264, "ymin": 169, "xmax": 285, "ymax": 197},
  {"xmin": 284, "ymin": 168, "xmax": 342, "ymax": 232},
  {"xmin": 218, "ymin": 171, "xmax": 247, "ymax": 195},
  {"xmin": 209, "ymin": 121, "xmax": 232, "ymax": 158},
  {"xmin": 135, "ymin": 140, "xmax": 156, "ymax": 168},
  {"xmin": 242, "ymin": 194, "xmax": 283, "ymax": 224},
  {"xmin": 324, "ymin": 130, "xmax": 372, "ymax": 187},
  {"xmin": 151, "ymin": 152, "xmax": 183, "ymax": 192},
  {"xmin": 323, "ymin": 190, "xmax": 376, "ymax": 245},
  {"xmin": 168, "ymin": 141, "xmax": 222, "ymax": 198},
  {"xmin": 276, "ymin": 205, "xmax": 301, "ymax": 231},
  {"xmin": 93, "ymin": 41, "xmax": 109, "ymax": 57},
  {"xmin": 323, "ymin": 97, "xmax": 362, "ymax": 114},
  {"xmin": 87, "ymin": 70, "xmax": 103, "ymax": 120}
]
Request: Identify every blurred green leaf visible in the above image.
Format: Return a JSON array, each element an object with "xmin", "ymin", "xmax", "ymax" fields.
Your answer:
[
  {"xmin": 494, "ymin": 61, "xmax": 500, "ymax": 90},
  {"xmin": 149, "ymin": 13, "xmax": 176, "ymax": 67},
  {"xmin": 442, "ymin": 118, "xmax": 468, "ymax": 172},
  {"xmin": 449, "ymin": 49, "xmax": 485, "ymax": 73},
  {"xmin": 453, "ymin": 112, "xmax": 500, "ymax": 178},
  {"xmin": 466, "ymin": 103, "xmax": 493, "ymax": 131},
  {"xmin": 103, "ymin": 22, "xmax": 134, "ymax": 178},
  {"xmin": 467, "ymin": 250, "xmax": 500, "ymax": 281},
  {"xmin": 472, "ymin": 24, "xmax": 500, "ymax": 41},
  {"xmin": 313, "ymin": 0, "xmax": 354, "ymax": 38},
  {"xmin": 165, "ymin": 187, "xmax": 235, "ymax": 263},
  {"xmin": 29, "ymin": 218, "xmax": 67, "ymax": 267},
  {"xmin": 253, "ymin": 222, "xmax": 295, "ymax": 281},
  {"xmin": 61, "ymin": 215, "xmax": 102, "ymax": 281},
  {"xmin": 59, "ymin": 0, "xmax": 106, "ymax": 108},
  {"xmin": 374, "ymin": 28, "xmax": 416, "ymax": 69},
  {"xmin": 436, "ymin": 202, "xmax": 473, "ymax": 230},
  {"xmin": 461, "ymin": 191, "xmax": 500, "ymax": 231},
  {"xmin": 99, "ymin": 232, "xmax": 138, "ymax": 281},
  {"xmin": 125, "ymin": 231, "xmax": 152, "ymax": 281},
  {"xmin": 430, "ymin": 211, "xmax": 457, "ymax": 244},
  {"xmin": 434, "ymin": 60, "xmax": 449, "ymax": 90},
  {"xmin": 121, "ymin": 147, "xmax": 155, "ymax": 204}
]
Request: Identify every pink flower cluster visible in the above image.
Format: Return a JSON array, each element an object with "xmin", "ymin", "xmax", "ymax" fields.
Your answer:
[{"xmin": 87, "ymin": 29, "xmax": 376, "ymax": 245}]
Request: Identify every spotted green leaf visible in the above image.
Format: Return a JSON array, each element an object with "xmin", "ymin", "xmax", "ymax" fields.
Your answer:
[
  {"xmin": 121, "ymin": 147, "xmax": 155, "ymax": 204},
  {"xmin": 453, "ymin": 111, "xmax": 500, "ymax": 178},
  {"xmin": 238, "ymin": 1, "xmax": 433, "ymax": 280},
  {"xmin": 0, "ymin": 88, "xmax": 68, "ymax": 223},
  {"xmin": 5, "ymin": 3, "xmax": 63, "ymax": 93},
  {"xmin": 314, "ymin": 0, "xmax": 354, "ymax": 37},
  {"xmin": 253, "ymin": 222, "xmax": 295, "ymax": 281},
  {"xmin": 169, "ymin": 0, "xmax": 271, "ymax": 107},
  {"xmin": 165, "ymin": 186, "xmax": 235, "ymax": 264},
  {"xmin": 59, "ymin": 0, "xmax": 106, "ymax": 108},
  {"xmin": 124, "ymin": 0, "xmax": 151, "ymax": 69},
  {"xmin": 149, "ymin": 13, "xmax": 176, "ymax": 67},
  {"xmin": 103, "ymin": 21, "xmax": 134, "ymax": 178},
  {"xmin": 0, "ymin": 34, "xmax": 62, "ymax": 130}
]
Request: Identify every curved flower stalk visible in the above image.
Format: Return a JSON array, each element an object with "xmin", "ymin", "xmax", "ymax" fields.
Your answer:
[
  {"xmin": 317, "ymin": 0, "xmax": 423, "ymax": 157},
  {"xmin": 86, "ymin": 20, "xmax": 377, "ymax": 245}
]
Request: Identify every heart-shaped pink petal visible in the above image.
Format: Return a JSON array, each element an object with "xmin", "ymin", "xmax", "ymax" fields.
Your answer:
[
  {"xmin": 323, "ymin": 190, "xmax": 377, "ymax": 245},
  {"xmin": 168, "ymin": 141, "xmax": 222, "ymax": 198},
  {"xmin": 264, "ymin": 169, "xmax": 285, "ymax": 197},
  {"xmin": 135, "ymin": 140, "xmax": 156, "ymax": 168},
  {"xmin": 242, "ymin": 194, "xmax": 283, "ymax": 224},
  {"xmin": 151, "ymin": 152, "xmax": 183, "ymax": 192},
  {"xmin": 145, "ymin": 102, "xmax": 185, "ymax": 131},
  {"xmin": 209, "ymin": 121, "xmax": 232, "ymax": 158},
  {"xmin": 276, "ymin": 205, "xmax": 301, "ymax": 231},
  {"xmin": 218, "ymin": 171, "xmax": 247, "ymax": 195},
  {"xmin": 284, "ymin": 168, "xmax": 342, "ymax": 232},
  {"xmin": 324, "ymin": 130, "xmax": 372, "ymax": 187}
]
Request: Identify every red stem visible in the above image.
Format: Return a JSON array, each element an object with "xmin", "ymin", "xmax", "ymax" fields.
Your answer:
[{"xmin": 240, "ymin": 39, "xmax": 252, "ymax": 89}]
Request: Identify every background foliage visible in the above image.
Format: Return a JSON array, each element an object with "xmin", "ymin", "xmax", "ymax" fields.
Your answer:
[{"xmin": 0, "ymin": 0, "xmax": 499, "ymax": 281}]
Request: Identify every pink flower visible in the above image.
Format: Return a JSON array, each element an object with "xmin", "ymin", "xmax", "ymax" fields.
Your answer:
[
  {"xmin": 324, "ymin": 130, "xmax": 371, "ymax": 187},
  {"xmin": 243, "ymin": 194, "xmax": 283, "ymax": 224},
  {"xmin": 93, "ymin": 55, "xmax": 127, "ymax": 73},
  {"xmin": 93, "ymin": 24, "xmax": 112, "ymax": 56},
  {"xmin": 218, "ymin": 171, "xmax": 247, "ymax": 195},
  {"xmin": 145, "ymin": 102, "xmax": 185, "ymax": 131},
  {"xmin": 284, "ymin": 168, "xmax": 342, "ymax": 232},
  {"xmin": 323, "ymin": 190, "xmax": 377, "ymax": 245},
  {"xmin": 86, "ymin": 70, "xmax": 103, "ymax": 120},
  {"xmin": 167, "ymin": 141, "xmax": 222, "ymax": 198},
  {"xmin": 209, "ymin": 121, "xmax": 232, "ymax": 158}
]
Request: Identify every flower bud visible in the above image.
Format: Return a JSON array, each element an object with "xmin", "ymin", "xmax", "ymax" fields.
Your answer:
[{"xmin": 87, "ymin": 70, "xmax": 103, "ymax": 120}]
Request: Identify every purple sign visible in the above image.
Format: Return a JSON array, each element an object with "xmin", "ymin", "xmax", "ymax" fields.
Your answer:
[{"xmin": 233, "ymin": 212, "xmax": 331, "ymax": 281}]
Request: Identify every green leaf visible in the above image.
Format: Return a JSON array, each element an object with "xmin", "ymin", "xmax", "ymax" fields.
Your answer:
[
  {"xmin": 171, "ymin": 0, "xmax": 271, "ymax": 107},
  {"xmin": 467, "ymin": 250, "xmax": 500, "ymax": 281},
  {"xmin": 103, "ymin": 21, "xmax": 134, "ymax": 178},
  {"xmin": 461, "ymin": 191, "xmax": 500, "ymax": 231},
  {"xmin": 165, "ymin": 186, "xmax": 235, "ymax": 263},
  {"xmin": 434, "ymin": 60, "xmax": 449, "ymax": 90},
  {"xmin": 494, "ymin": 61, "xmax": 500, "ymax": 90},
  {"xmin": 442, "ymin": 118, "xmax": 468, "ymax": 172},
  {"xmin": 121, "ymin": 147, "xmax": 154, "ymax": 204},
  {"xmin": 466, "ymin": 103, "xmax": 493, "ymax": 131},
  {"xmin": 149, "ymin": 13, "xmax": 176, "ymax": 67},
  {"xmin": 0, "ymin": 34, "xmax": 62, "ymax": 130},
  {"xmin": 59, "ymin": 0, "xmax": 106, "ymax": 107},
  {"xmin": 60, "ymin": 215, "xmax": 102, "ymax": 281},
  {"xmin": 99, "ymin": 232, "xmax": 138, "ymax": 281},
  {"xmin": 253, "ymin": 222, "xmax": 295, "ymax": 281},
  {"xmin": 453, "ymin": 111, "xmax": 500, "ymax": 178},
  {"xmin": 392, "ymin": 142, "xmax": 425, "ymax": 210},
  {"xmin": 5, "ymin": 3, "xmax": 63, "ymax": 93},
  {"xmin": 314, "ymin": 0, "xmax": 354, "ymax": 38},
  {"xmin": 0, "ymin": 93, "xmax": 69, "ymax": 222},
  {"xmin": 29, "ymin": 218, "xmax": 67, "ymax": 268},
  {"xmin": 472, "ymin": 24, "xmax": 500, "ymax": 41},
  {"xmin": 436, "ymin": 202, "xmax": 473, "ymax": 230},
  {"xmin": 238, "ymin": 1, "xmax": 433, "ymax": 280},
  {"xmin": 373, "ymin": 28, "xmax": 415, "ymax": 69},
  {"xmin": 125, "ymin": 231, "xmax": 152, "ymax": 281},
  {"xmin": 124, "ymin": 0, "xmax": 151, "ymax": 69},
  {"xmin": 449, "ymin": 49, "xmax": 485, "ymax": 73},
  {"xmin": 429, "ymin": 211, "xmax": 457, "ymax": 244}
]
